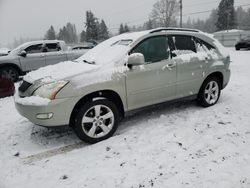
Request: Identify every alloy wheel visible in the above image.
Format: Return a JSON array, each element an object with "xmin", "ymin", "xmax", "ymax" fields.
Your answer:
[
  {"xmin": 81, "ymin": 104, "xmax": 114, "ymax": 138},
  {"xmin": 204, "ymin": 81, "xmax": 219, "ymax": 105}
]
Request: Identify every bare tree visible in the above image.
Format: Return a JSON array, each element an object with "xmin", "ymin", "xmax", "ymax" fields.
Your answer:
[{"xmin": 150, "ymin": 0, "xmax": 180, "ymax": 27}]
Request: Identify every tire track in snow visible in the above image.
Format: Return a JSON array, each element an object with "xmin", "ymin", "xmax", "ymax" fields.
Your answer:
[{"xmin": 22, "ymin": 142, "xmax": 87, "ymax": 164}]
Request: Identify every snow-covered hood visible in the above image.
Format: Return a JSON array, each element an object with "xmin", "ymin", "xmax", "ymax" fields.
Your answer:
[{"xmin": 23, "ymin": 61, "xmax": 101, "ymax": 83}]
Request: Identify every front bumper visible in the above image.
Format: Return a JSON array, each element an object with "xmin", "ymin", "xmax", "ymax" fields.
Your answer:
[{"xmin": 15, "ymin": 96, "xmax": 81, "ymax": 127}]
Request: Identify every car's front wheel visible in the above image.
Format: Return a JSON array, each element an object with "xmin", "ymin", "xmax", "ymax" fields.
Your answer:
[
  {"xmin": 198, "ymin": 77, "xmax": 221, "ymax": 107},
  {"xmin": 0, "ymin": 66, "xmax": 19, "ymax": 82},
  {"xmin": 73, "ymin": 99, "xmax": 119, "ymax": 143}
]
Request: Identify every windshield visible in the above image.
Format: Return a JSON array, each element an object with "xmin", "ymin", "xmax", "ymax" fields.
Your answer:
[
  {"xmin": 10, "ymin": 43, "xmax": 29, "ymax": 55},
  {"xmin": 77, "ymin": 31, "xmax": 148, "ymax": 66}
]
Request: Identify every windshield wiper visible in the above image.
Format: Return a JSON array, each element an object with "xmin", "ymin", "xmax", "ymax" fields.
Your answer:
[{"xmin": 83, "ymin": 60, "xmax": 95, "ymax": 65}]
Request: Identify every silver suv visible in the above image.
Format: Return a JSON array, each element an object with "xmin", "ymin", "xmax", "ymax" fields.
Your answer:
[{"xmin": 15, "ymin": 28, "xmax": 231, "ymax": 143}]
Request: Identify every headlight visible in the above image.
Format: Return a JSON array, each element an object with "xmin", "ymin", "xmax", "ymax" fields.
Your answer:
[{"xmin": 33, "ymin": 81, "xmax": 68, "ymax": 100}]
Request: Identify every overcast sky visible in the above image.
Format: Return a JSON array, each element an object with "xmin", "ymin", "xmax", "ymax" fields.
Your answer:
[{"xmin": 0, "ymin": 0, "xmax": 249, "ymax": 47}]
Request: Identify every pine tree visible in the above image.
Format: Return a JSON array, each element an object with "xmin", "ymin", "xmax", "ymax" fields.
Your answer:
[
  {"xmin": 119, "ymin": 24, "xmax": 124, "ymax": 34},
  {"xmin": 85, "ymin": 11, "xmax": 99, "ymax": 41},
  {"xmin": 98, "ymin": 20, "xmax": 109, "ymax": 40},
  {"xmin": 216, "ymin": 0, "xmax": 236, "ymax": 31},
  {"xmin": 124, "ymin": 24, "xmax": 130, "ymax": 33},
  {"xmin": 80, "ymin": 30, "xmax": 86, "ymax": 42},
  {"xmin": 146, "ymin": 19, "xmax": 154, "ymax": 29},
  {"xmin": 57, "ymin": 23, "xmax": 78, "ymax": 43},
  {"xmin": 45, "ymin": 25, "xmax": 56, "ymax": 40}
]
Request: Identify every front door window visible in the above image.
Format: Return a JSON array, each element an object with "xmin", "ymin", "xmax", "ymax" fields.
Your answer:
[{"xmin": 131, "ymin": 36, "xmax": 170, "ymax": 63}]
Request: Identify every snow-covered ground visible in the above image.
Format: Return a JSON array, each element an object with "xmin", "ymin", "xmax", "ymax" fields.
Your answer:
[{"xmin": 0, "ymin": 48, "xmax": 250, "ymax": 188}]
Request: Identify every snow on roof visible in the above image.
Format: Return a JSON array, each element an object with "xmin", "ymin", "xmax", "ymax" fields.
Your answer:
[{"xmin": 214, "ymin": 29, "xmax": 244, "ymax": 34}]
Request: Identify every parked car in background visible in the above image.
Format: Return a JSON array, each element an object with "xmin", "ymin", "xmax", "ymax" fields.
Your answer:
[
  {"xmin": 15, "ymin": 28, "xmax": 231, "ymax": 143},
  {"xmin": 0, "ymin": 40, "xmax": 88, "ymax": 81},
  {"xmin": 0, "ymin": 77, "xmax": 15, "ymax": 98},
  {"xmin": 235, "ymin": 36, "xmax": 250, "ymax": 50},
  {"xmin": 0, "ymin": 48, "xmax": 10, "ymax": 56}
]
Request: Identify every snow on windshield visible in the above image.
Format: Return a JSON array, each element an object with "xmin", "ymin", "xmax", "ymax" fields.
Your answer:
[{"xmin": 77, "ymin": 30, "xmax": 148, "ymax": 66}]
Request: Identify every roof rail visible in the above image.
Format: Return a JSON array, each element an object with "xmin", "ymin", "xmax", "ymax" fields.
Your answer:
[{"xmin": 150, "ymin": 27, "xmax": 200, "ymax": 33}]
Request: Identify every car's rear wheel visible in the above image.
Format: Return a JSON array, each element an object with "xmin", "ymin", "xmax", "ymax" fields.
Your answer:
[
  {"xmin": 73, "ymin": 99, "xmax": 119, "ymax": 143},
  {"xmin": 198, "ymin": 77, "xmax": 221, "ymax": 107},
  {"xmin": 235, "ymin": 46, "xmax": 240, "ymax": 51},
  {"xmin": 0, "ymin": 67, "xmax": 19, "ymax": 82}
]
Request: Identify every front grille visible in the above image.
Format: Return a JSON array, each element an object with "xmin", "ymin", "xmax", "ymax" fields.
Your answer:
[{"xmin": 18, "ymin": 80, "xmax": 32, "ymax": 93}]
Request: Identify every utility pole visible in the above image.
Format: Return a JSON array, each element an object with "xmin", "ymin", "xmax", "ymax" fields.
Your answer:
[{"xmin": 180, "ymin": 0, "xmax": 183, "ymax": 28}]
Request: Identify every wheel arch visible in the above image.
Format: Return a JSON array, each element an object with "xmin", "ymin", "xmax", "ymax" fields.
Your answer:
[
  {"xmin": 203, "ymin": 71, "xmax": 224, "ymax": 89},
  {"xmin": 0, "ymin": 63, "xmax": 23, "ymax": 75},
  {"xmin": 69, "ymin": 90, "xmax": 125, "ymax": 127}
]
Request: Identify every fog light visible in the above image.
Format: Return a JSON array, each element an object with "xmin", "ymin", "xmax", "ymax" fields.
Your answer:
[{"xmin": 36, "ymin": 113, "xmax": 53, "ymax": 120}]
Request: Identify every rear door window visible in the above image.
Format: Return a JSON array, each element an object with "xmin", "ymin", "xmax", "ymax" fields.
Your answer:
[
  {"xmin": 45, "ymin": 43, "xmax": 61, "ymax": 52},
  {"xmin": 171, "ymin": 35, "xmax": 197, "ymax": 55},
  {"xmin": 194, "ymin": 37, "xmax": 215, "ymax": 51}
]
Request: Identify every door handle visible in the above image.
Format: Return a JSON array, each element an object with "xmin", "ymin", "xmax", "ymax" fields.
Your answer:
[
  {"xmin": 40, "ymin": 54, "xmax": 45, "ymax": 57},
  {"xmin": 163, "ymin": 63, "xmax": 176, "ymax": 70},
  {"xmin": 163, "ymin": 63, "xmax": 175, "ymax": 71}
]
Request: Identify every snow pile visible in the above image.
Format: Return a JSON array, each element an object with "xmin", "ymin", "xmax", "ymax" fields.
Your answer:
[{"xmin": 15, "ymin": 96, "xmax": 50, "ymax": 106}]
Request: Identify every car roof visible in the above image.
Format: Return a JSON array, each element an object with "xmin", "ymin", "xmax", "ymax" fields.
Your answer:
[{"xmin": 23, "ymin": 40, "xmax": 64, "ymax": 46}]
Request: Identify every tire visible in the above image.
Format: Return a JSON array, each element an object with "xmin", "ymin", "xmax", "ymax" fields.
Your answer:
[
  {"xmin": 0, "ymin": 66, "xmax": 19, "ymax": 82},
  {"xmin": 73, "ymin": 99, "xmax": 119, "ymax": 143},
  {"xmin": 197, "ymin": 77, "xmax": 221, "ymax": 107},
  {"xmin": 235, "ymin": 47, "xmax": 240, "ymax": 51}
]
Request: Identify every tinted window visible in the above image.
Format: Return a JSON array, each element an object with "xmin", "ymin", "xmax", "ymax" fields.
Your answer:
[
  {"xmin": 131, "ymin": 36, "xmax": 169, "ymax": 63},
  {"xmin": 45, "ymin": 43, "xmax": 61, "ymax": 52},
  {"xmin": 172, "ymin": 35, "xmax": 197, "ymax": 53},
  {"xmin": 25, "ymin": 44, "xmax": 43, "ymax": 54}
]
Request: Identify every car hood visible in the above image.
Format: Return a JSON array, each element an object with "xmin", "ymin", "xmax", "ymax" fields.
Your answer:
[
  {"xmin": 23, "ymin": 61, "xmax": 101, "ymax": 83},
  {"xmin": 0, "ymin": 54, "xmax": 18, "ymax": 62},
  {"xmin": 23, "ymin": 60, "xmax": 128, "ymax": 88}
]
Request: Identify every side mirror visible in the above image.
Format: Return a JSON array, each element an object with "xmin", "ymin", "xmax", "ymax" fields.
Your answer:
[
  {"xmin": 18, "ymin": 50, "xmax": 27, "ymax": 57},
  {"xmin": 127, "ymin": 53, "xmax": 145, "ymax": 68}
]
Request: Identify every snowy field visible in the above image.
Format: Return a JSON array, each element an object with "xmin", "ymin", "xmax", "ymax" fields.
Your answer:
[{"xmin": 0, "ymin": 48, "xmax": 250, "ymax": 188}]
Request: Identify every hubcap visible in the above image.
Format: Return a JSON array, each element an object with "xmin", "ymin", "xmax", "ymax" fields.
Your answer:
[
  {"xmin": 204, "ymin": 81, "xmax": 219, "ymax": 104},
  {"xmin": 81, "ymin": 105, "xmax": 114, "ymax": 138},
  {"xmin": 1, "ymin": 69, "xmax": 16, "ymax": 81}
]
